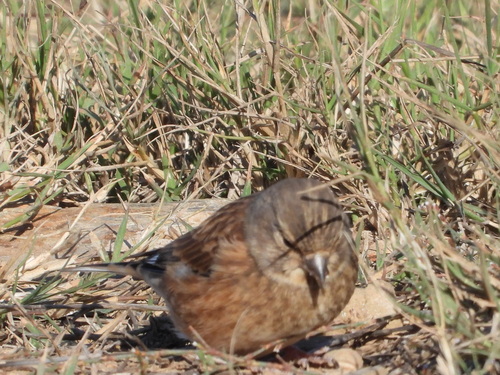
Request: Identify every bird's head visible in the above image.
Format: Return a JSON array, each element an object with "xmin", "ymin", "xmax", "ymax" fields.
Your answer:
[{"xmin": 245, "ymin": 178, "xmax": 352, "ymax": 291}]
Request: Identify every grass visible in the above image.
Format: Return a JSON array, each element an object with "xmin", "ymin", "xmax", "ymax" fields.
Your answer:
[{"xmin": 0, "ymin": 0, "xmax": 499, "ymax": 373}]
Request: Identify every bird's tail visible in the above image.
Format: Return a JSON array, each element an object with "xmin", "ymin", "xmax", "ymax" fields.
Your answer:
[{"xmin": 63, "ymin": 262, "xmax": 145, "ymax": 280}]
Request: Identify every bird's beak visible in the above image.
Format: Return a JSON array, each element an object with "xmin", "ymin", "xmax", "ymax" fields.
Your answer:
[{"xmin": 304, "ymin": 253, "xmax": 329, "ymax": 289}]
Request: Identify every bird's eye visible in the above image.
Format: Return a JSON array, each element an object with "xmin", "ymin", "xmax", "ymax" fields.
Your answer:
[
  {"xmin": 282, "ymin": 236, "xmax": 302, "ymax": 255},
  {"xmin": 273, "ymin": 223, "xmax": 300, "ymax": 254},
  {"xmin": 282, "ymin": 236, "xmax": 294, "ymax": 249}
]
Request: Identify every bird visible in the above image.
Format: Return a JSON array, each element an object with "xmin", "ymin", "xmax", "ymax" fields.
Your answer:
[{"xmin": 70, "ymin": 178, "xmax": 358, "ymax": 356}]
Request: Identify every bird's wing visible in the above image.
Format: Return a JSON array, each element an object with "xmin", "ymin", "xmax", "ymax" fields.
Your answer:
[{"xmin": 152, "ymin": 195, "xmax": 254, "ymax": 276}]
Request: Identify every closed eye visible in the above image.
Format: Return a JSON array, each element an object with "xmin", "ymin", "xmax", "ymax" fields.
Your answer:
[
  {"xmin": 274, "ymin": 223, "xmax": 302, "ymax": 261},
  {"xmin": 283, "ymin": 236, "xmax": 300, "ymax": 254}
]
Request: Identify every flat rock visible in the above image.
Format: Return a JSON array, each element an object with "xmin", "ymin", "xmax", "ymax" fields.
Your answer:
[{"xmin": 0, "ymin": 200, "xmax": 228, "ymax": 275}]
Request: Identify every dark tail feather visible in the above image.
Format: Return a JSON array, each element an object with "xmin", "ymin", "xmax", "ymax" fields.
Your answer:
[
  {"xmin": 64, "ymin": 262, "xmax": 167, "ymax": 299},
  {"xmin": 62, "ymin": 262, "xmax": 145, "ymax": 280}
]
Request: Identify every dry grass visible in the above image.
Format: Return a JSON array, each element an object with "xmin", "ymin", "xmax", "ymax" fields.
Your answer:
[{"xmin": 0, "ymin": 0, "xmax": 499, "ymax": 373}]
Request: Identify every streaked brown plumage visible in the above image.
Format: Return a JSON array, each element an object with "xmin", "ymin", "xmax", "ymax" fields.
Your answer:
[{"xmin": 72, "ymin": 178, "xmax": 358, "ymax": 355}]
